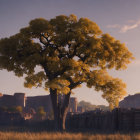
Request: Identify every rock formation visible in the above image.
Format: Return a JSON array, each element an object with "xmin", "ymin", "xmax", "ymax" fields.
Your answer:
[{"xmin": 119, "ymin": 93, "xmax": 140, "ymax": 108}]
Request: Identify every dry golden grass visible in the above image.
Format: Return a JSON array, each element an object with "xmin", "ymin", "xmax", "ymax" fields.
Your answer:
[{"xmin": 0, "ymin": 132, "xmax": 140, "ymax": 140}]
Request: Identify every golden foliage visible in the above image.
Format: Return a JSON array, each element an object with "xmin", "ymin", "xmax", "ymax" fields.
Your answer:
[{"xmin": 45, "ymin": 78, "xmax": 70, "ymax": 94}]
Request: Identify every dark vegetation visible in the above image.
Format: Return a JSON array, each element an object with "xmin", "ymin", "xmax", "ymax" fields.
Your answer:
[{"xmin": 0, "ymin": 106, "xmax": 22, "ymax": 113}]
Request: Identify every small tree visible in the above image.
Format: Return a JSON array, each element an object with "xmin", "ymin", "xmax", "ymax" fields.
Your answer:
[
  {"xmin": 6, "ymin": 106, "xmax": 22, "ymax": 113},
  {"xmin": 15, "ymin": 106, "xmax": 23, "ymax": 113},
  {"xmin": 0, "ymin": 14, "xmax": 134, "ymax": 130},
  {"xmin": 37, "ymin": 106, "xmax": 46, "ymax": 120}
]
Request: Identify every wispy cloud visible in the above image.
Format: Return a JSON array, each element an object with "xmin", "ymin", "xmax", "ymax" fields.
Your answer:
[
  {"xmin": 127, "ymin": 20, "xmax": 136, "ymax": 23},
  {"xmin": 107, "ymin": 19, "xmax": 140, "ymax": 33},
  {"xmin": 120, "ymin": 20, "xmax": 140, "ymax": 33},
  {"xmin": 106, "ymin": 24, "xmax": 120, "ymax": 29}
]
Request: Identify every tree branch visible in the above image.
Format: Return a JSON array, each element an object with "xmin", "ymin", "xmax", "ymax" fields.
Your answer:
[
  {"xmin": 68, "ymin": 43, "xmax": 78, "ymax": 59},
  {"xmin": 69, "ymin": 81, "xmax": 82, "ymax": 89},
  {"xmin": 64, "ymin": 76, "xmax": 83, "ymax": 89},
  {"xmin": 53, "ymin": 66, "xmax": 71, "ymax": 78},
  {"xmin": 39, "ymin": 35, "xmax": 46, "ymax": 46},
  {"xmin": 40, "ymin": 62, "xmax": 52, "ymax": 80}
]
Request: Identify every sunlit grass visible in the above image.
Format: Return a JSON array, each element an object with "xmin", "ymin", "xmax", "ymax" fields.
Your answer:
[{"xmin": 0, "ymin": 131, "xmax": 140, "ymax": 140}]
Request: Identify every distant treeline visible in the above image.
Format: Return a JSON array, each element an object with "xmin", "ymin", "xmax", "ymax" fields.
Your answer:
[{"xmin": 78, "ymin": 101, "xmax": 109, "ymax": 111}]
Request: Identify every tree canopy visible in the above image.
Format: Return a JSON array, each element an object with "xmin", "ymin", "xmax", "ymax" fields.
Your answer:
[{"xmin": 0, "ymin": 14, "xmax": 134, "ymax": 109}]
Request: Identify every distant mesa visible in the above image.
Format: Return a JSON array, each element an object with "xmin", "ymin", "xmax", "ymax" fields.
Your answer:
[{"xmin": 119, "ymin": 93, "xmax": 140, "ymax": 108}]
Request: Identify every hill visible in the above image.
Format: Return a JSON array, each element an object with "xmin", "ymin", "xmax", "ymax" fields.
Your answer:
[{"xmin": 78, "ymin": 101, "xmax": 109, "ymax": 111}]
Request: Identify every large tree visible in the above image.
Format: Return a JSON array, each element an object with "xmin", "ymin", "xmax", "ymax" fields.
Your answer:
[{"xmin": 0, "ymin": 14, "xmax": 134, "ymax": 130}]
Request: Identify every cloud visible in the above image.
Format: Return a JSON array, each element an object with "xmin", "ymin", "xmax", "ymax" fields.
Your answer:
[
  {"xmin": 107, "ymin": 19, "xmax": 140, "ymax": 33},
  {"xmin": 120, "ymin": 20, "xmax": 140, "ymax": 33},
  {"xmin": 127, "ymin": 20, "xmax": 136, "ymax": 23},
  {"xmin": 107, "ymin": 24, "xmax": 120, "ymax": 29}
]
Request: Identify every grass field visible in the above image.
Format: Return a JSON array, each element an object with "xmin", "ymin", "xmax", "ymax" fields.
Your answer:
[
  {"xmin": 0, "ymin": 126, "xmax": 139, "ymax": 140},
  {"xmin": 0, "ymin": 132, "xmax": 140, "ymax": 140}
]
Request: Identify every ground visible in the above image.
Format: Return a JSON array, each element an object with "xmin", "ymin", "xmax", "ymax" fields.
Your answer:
[{"xmin": 0, "ymin": 127, "xmax": 139, "ymax": 140}]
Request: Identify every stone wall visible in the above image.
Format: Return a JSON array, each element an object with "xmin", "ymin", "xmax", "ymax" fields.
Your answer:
[
  {"xmin": 0, "ymin": 93, "xmax": 78, "ymax": 113},
  {"xmin": 14, "ymin": 93, "xmax": 26, "ymax": 107},
  {"xmin": 0, "ymin": 93, "xmax": 25, "ymax": 108},
  {"xmin": 0, "ymin": 110, "xmax": 24, "ymax": 125},
  {"xmin": 26, "ymin": 95, "xmax": 52, "ymax": 113}
]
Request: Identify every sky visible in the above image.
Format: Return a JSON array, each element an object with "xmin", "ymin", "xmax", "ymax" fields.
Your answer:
[{"xmin": 0, "ymin": 0, "xmax": 140, "ymax": 105}]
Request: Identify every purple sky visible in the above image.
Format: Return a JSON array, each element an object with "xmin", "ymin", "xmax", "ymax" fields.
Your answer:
[{"xmin": 0, "ymin": 0, "xmax": 140, "ymax": 105}]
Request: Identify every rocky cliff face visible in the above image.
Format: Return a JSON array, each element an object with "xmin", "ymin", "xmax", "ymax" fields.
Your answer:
[{"xmin": 119, "ymin": 93, "xmax": 140, "ymax": 108}]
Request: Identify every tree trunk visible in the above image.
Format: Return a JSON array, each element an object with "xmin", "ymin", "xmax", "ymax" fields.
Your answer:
[{"xmin": 50, "ymin": 88, "xmax": 71, "ymax": 131}]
